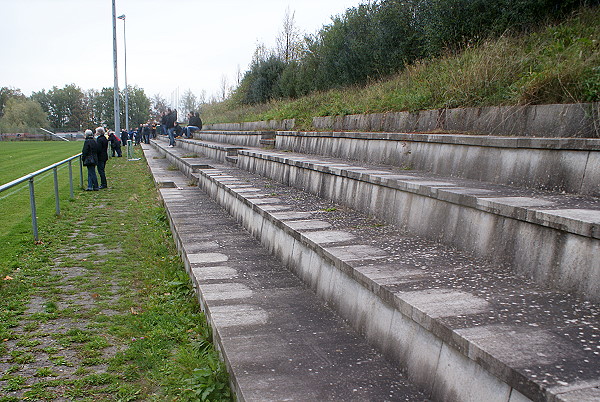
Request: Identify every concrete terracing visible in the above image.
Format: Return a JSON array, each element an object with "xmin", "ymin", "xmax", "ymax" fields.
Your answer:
[
  {"xmin": 173, "ymin": 134, "xmax": 600, "ymax": 302},
  {"xmin": 145, "ymin": 132, "xmax": 600, "ymax": 401},
  {"xmin": 143, "ymin": 145, "xmax": 426, "ymax": 401}
]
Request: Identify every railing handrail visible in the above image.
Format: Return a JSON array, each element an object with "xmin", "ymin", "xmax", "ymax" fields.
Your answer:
[
  {"xmin": 0, "ymin": 152, "xmax": 83, "ymax": 241},
  {"xmin": 0, "ymin": 153, "xmax": 82, "ymax": 193}
]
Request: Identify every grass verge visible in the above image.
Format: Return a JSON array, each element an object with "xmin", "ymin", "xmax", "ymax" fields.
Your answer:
[{"xmin": 0, "ymin": 145, "xmax": 231, "ymax": 401}]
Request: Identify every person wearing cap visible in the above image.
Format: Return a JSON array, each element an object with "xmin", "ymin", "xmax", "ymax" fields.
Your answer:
[
  {"xmin": 81, "ymin": 129, "xmax": 99, "ymax": 191},
  {"xmin": 95, "ymin": 127, "xmax": 109, "ymax": 189}
]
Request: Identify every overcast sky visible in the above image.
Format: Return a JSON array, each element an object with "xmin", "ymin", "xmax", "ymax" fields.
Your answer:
[{"xmin": 0, "ymin": 0, "xmax": 364, "ymax": 105}]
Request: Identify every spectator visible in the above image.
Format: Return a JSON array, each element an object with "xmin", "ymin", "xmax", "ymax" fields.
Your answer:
[
  {"xmin": 82, "ymin": 129, "xmax": 99, "ymax": 191},
  {"xmin": 135, "ymin": 124, "xmax": 143, "ymax": 145},
  {"xmin": 166, "ymin": 109, "xmax": 178, "ymax": 147},
  {"xmin": 120, "ymin": 128, "xmax": 129, "ymax": 145},
  {"xmin": 96, "ymin": 127, "xmax": 109, "ymax": 189},
  {"xmin": 109, "ymin": 130, "xmax": 122, "ymax": 157},
  {"xmin": 161, "ymin": 110, "xmax": 169, "ymax": 137},
  {"xmin": 185, "ymin": 112, "xmax": 203, "ymax": 138},
  {"xmin": 174, "ymin": 121, "xmax": 183, "ymax": 138},
  {"xmin": 142, "ymin": 123, "xmax": 151, "ymax": 144}
]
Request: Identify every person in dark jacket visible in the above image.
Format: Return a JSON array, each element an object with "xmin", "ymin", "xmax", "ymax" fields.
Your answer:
[
  {"xmin": 82, "ymin": 129, "xmax": 99, "ymax": 191},
  {"xmin": 96, "ymin": 127, "xmax": 109, "ymax": 189},
  {"xmin": 184, "ymin": 112, "xmax": 202, "ymax": 138},
  {"xmin": 109, "ymin": 131, "xmax": 122, "ymax": 157},
  {"xmin": 161, "ymin": 111, "xmax": 168, "ymax": 137},
  {"xmin": 142, "ymin": 124, "xmax": 151, "ymax": 144},
  {"xmin": 166, "ymin": 109, "xmax": 177, "ymax": 147}
]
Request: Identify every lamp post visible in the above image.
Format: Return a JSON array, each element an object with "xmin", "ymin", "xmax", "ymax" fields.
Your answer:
[
  {"xmin": 117, "ymin": 14, "xmax": 129, "ymax": 133},
  {"xmin": 111, "ymin": 0, "xmax": 120, "ymax": 134}
]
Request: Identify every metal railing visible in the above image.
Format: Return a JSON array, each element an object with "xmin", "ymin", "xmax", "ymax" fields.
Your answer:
[{"xmin": 0, "ymin": 153, "xmax": 83, "ymax": 241}]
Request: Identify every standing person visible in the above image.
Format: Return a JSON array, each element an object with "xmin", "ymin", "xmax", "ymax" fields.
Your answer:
[
  {"xmin": 120, "ymin": 128, "xmax": 129, "ymax": 145},
  {"xmin": 151, "ymin": 122, "xmax": 157, "ymax": 139},
  {"xmin": 185, "ymin": 112, "xmax": 203, "ymax": 138},
  {"xmin": 81, "ymin": 129, "xmax": 99, "ymax": 191},
  {"xmin": 96, "ymin": 127, "xmax": 109, "ymax": 189},
  {"xmin": 161, "ymin": 110, "xmax": 170, "ymax": 137},
  {"xmin": 142, "ymin": 123, "xmax": 151, "ymax": 144},
  {"xmin": 135, "ymin": 124, "xmax": 143, "ymax": 145},
  {"xmin": 166, "ymin": 108, "xmax": 177, "ymax": 147}
]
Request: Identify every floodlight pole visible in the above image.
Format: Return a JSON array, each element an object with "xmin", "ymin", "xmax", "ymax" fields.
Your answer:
[
  {"xmin": 118, "ymin": 14, "xmax": 129, "ymax": 133},
  {"xmin": 112, "ymin": 0, "xmax": 121, "ymax": 134}
]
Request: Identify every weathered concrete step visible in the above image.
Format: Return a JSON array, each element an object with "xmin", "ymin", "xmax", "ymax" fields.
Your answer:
[
  {"xmin": 165, "ymin": 136, "xmax": 600, "ymax": 303},
  {"xmin": 196, "ymin": 129, "xmax": 600, "ymax": 197},
  {"xmin": 148, "ymin": 140, "xmax": 600, "ymax": 402},
  {"xmin": 142, "ymin": 144, "xmax": 426, "ymax": 401}
]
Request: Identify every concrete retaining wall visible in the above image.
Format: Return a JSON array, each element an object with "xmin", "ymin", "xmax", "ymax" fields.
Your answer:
[
  {"xmin": 312, "ymin": 103, "xmax": 600, "ymax": 138},
  {"xmin": 275, "ymin": 132, "xmax": 600, "ymax": 197},
  {"xmin": 203, "ymin": 119, "xmax": 295, "ymax": 132},
  {"xmin": 202, "ymin": 103, "xmax": 600, "ymax": 138}
]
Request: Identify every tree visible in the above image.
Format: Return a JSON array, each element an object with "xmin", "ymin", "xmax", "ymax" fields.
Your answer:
[
  {"xmin": 0, "ymin": 87, "xmax": 25, "ymax": 118},
  {"xmin": 151, "ymin": 94, "xmax": 168, "ymax": 121},
  {"xmin": 89, "ymin": 87, "xmax": 116, "ymax": 129},
  {"xmin": 219, "ymin": 75, "xmax": 231, "ymax": 102},
  {"xmin": 179, "ymin": 89, "xmax": 200, "ymax": 118},
  {"xmin": 276, "ymin": 8, "xmax": 305, "ymax": 63},
  {"xmin": 127, "ymin": 86, "xmax": 151, "ymax": 127},
  {"xmin": 0, "ymin": 97, "xmax": 49, "ymax": 133},
  {"xmin": 31, "ymin": 84, "xmax": 87, "ymax": 131},
  {"xmin": 83, "ymin": 89, "xmax": 100, "ymax": 129}
]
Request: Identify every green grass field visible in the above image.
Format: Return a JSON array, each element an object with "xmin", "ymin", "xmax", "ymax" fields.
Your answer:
[
  {"xmin": 0, "ymin": 141, "xmax": 82, "ymax": 183},
  {"xmin": 0, "ymin": 141, "xmax": 84, "ymax": 255}
]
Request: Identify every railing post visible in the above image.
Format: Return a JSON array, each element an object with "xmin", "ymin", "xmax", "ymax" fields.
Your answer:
[
  {"xmin": 68, "ymin": 160, "xmax": 74, "ymax": 199},
  {"xmin": 29, "ymin": 177, "xmax": 39, "ymax": 241},
  {"xmin": 53, "ymin": 167, "xmax": 60, "ymax": 216}
]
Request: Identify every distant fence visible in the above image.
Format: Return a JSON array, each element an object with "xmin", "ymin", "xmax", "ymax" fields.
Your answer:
[
  {"xmin": 0, "ymin": 154, "xmax": 83, "ymax": 241},
  {"xmin": 0, "ymin": 129, "xmax": 84, "ymax": 141}
]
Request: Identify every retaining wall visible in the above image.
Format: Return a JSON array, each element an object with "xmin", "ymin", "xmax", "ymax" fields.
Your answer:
[
  {"xmin": 203, "ymin": 103, "xmax": 600, "ymax": 138},
  {"xmin": 313, "ymin": 103, "xmax": 600, "ymax": 138},
  {"xmin": 203, "ymin": 119, "xmax": 295, "ymax": 132},
  {"xmin": 275, "ymin": 132, "xmax": 600, "ymax": 197}
]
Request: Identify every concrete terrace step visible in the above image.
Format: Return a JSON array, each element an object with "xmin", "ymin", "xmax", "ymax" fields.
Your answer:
[
  {"xmin": 148, "ymin": 139, "xmax": 600, "ymax": 402},
  {"xmin": 142, "ymin": 144, "xmax": 426, "ymax": 401},
  {"xmin": 171, "ymin": 136, "xmax": 600, "ymax": 303}
]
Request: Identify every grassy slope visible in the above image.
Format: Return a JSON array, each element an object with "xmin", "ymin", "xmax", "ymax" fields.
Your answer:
[{"xmin": 202, "ymin": 6, "xmax": 599, "ymax": 129}]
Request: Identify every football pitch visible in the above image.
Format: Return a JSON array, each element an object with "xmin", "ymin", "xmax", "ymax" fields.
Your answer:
[{"xmin": 0, "ymin": 141, "xmax": 83, "ymax": 242}]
